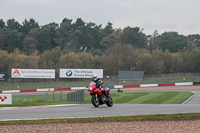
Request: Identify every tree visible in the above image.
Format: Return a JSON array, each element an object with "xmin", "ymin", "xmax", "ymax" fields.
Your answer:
[
  {"xmin": 56, "ymin": 18, "xmax": 73, "ymax": 50},
  {"xmin": 37, "ymin": 23, "xmax": 59, "ymax": 53},
  {"xmin": 38, "ymin": 49, "xmax": 62, "ymax": 69},
  {"xmin": 68, "ymin": 18, "xmax": 86, "ymax": 52},
  {"xmin": 27, "ymin": 51, "xmax": 39, "ymax": 69},
  {"xmin": 188, "ymin": 34, "xmax": 200, "ymax": 48},
  {"xmin": 158, "ymin": 32, "xmax": 187, "ymax": 53},
  {"xmin": 0, "ymin": 28, "xmax": 6, "ymax": 49},
  {"xmin": 170, "ymin": 53, "xmax": 183, "ymax": 73},
  {"xmin": 22, "ymin": 28, "xmax": 39, "ymax": 55},
  {"xmin": 147, "ymin": 30, "xmax": 159, "ymax": 51},
  {"xmin": 178, "ymin": 49, "xmax": 195, "ymax": 72},
  {"xmin": 150, "ymin": 49, "xmax": 165, "ymax": 74},
  {"xmin": 4, "ymin": 29, "xmax": 23, "ymax": 53},
  {"xmin": 135, "ymin": 49, "xmax": 153, "ymax": 74},
  {"xmin": 85, "ymin": 22, "xmax": 102, "ymax": 50},
  {"xmin": 20, "ymin": 18, "xmax": 39, "ymax": 35},
  {"xmin": 23, "ymin": 35, "xmax": 37, "ymax": 55},
  {"xmin": 78, "ymin": 52, "xmax": 94, "ymax": 68},
  {"xmin": 69, "ymin": 19, "xmax": 103, "ymax": 52},
  {"xmin": 119, "ymin": 26, "xmax": 147, "ymax": 48},
  {"xmin": 0, "ymin": 19, "xmax": 5, "ymax": 28},
  {"xmin": 100, "ymin": 29, "xmax": 122, "ymax": 51},
  {"xmin": 103, "ymin": 43, "xmax": 139, "ymax": 75},
  {"xmin": 59, "ymin": 52, "xmax": 81, "ymax": 68},
  {"xmin": 70, "ymin": 22, "xmax": 114, "ymax": 55},
  {"xmin": 0, "ymin": 50, "xmax": 11, "ymax": 73},
  {"xmin": 162, "ymin": 50, "xmax": 175, "ymax": 73},
  {"xmin": 6, "ymin": 18, "xmax": 21, "ymax": 31},
  {"xmin": 192, "ymin": 48, "xmax": 200, "ymax": 72},
  {"xmin": 102, "ymin": 22, "xmax": 114, "ymax": 37},
  {"xmin": 9, "ymin": 48, "xmax": 29, "ymax": 68}
]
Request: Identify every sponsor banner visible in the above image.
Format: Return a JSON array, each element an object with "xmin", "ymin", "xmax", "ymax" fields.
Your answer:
[
  {"xmin": 0, "ymin": 72, "xmax": 7, "ymax": 81},
  {"xmin": 0, "ymin": 94, "xmax": 12, "ymax": 104},
  {"xmin": 60, "ymin": 69, "xmax": 103, "ymax": 78},
  {"xmin": 11, "ymin": 69, "xmax": 55, "ymax": 79}
]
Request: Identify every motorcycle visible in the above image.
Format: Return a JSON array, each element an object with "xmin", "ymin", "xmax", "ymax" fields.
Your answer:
[{"xmin": 88, "ymin": 81, "xmax": 113, "ymax": 107}]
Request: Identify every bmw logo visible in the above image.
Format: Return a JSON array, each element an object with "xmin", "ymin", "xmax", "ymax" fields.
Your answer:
[{"xmin": 66, "ymin": 70, "xmax": 72, "ymax": 77}]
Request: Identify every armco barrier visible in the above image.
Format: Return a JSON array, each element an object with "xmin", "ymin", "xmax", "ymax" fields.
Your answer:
[
  {"xmin": 0, "ymin": 82, "xmax": 199, "ymax": 94},
  {"xmin": 193, "ymin": 82, "xmax": 200, "ymax": 85},
  {"xmin": 158, "ymin": 83, "xmax": 175, "ymax": 87},
  {"xmin": 123, "ymin": 85, "xmax": 140, "ymax": 88}
]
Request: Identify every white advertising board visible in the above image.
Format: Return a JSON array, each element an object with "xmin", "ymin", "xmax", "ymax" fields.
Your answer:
[
  {"xmin": 60, "ymin": 69, "xmax": 103, "ymax": 78},
  {"xmin": 11, "ymin": 69, "xmax": 55, "ymax": 79},
  {"xmin": 0, "ymin": 94, "xmax": 12, "ymax": 104}
]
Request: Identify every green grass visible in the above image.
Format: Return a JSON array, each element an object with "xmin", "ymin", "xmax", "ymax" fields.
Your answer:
[
  {"xmin": 1, "ymin": 113, "xmax": 200, "ymax": 123},
  {"xmin": 109, "ymin": 91, "xmax": 194, "ymax": 104},
  {"xmin": 0, "ymin": 91, "xmax": 194, "ymax": 107}
]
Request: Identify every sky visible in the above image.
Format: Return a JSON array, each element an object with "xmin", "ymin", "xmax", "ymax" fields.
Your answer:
[{"xmin": 0, "ymin": 0, "xmax": 200, "ymax": 36}]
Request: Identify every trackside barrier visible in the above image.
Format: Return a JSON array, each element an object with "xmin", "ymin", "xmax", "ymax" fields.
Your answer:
[
  {"xmin": 1, "ymin": 82, "xmax": 199, "ymax": 94},
  {"xmin": 193, "ymin": 82, "xmax": 200, "ymax": 85},
  {"xmin": 67, "ymin": 90, "xmax": 85, "ymax": 102},
  {"xmin": 46, "ymin": 89, "xmax": 85, "ymax": 102},
  {"xmin": 175, "ymin": 82, "xmax": 193, "ymax": 86}
]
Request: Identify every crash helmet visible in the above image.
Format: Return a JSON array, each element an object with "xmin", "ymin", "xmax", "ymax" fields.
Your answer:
[{"xmin": 92, "ymin": 74, "xmax": 97, "ymax": 81}]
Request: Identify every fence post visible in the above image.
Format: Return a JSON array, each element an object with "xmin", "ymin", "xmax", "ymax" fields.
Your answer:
[
  {"xmin": 53, "ymin": 91, "xmax": 55, "ymax": 102},
  {"xmin": 60, "ymin": 90, "xmax": 64, "ymax": 102},
  {"xmin": 46, "ymin": 88, "xmax": 50, "ymax": 102}
]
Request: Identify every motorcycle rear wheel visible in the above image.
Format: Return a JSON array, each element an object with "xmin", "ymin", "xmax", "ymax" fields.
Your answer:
[
  {"xmin": 106, "ymin": 96, "xmax": 113, "ymax": 107},
  {"xmin": 91, "ymin": 95, "xmax": 99, "ymax": 107}
]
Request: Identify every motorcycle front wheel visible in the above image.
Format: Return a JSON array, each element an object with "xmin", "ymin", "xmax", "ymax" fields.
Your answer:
[
  {"xmin": 106, "ymin": 96, "xmax": 113, "ymax": 107},
  {"xmin": 91, "ymin": 95, "xmax": 99, "ymax": 107}
]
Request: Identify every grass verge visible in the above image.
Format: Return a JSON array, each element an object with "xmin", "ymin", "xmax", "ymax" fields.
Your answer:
[
  {"xmin": 0, "ymin": 91, "xmax": 194, "ymax": 107},
  {"xmin": 1, "ymin": 113, "xmax": 200, "ymax": 123}
]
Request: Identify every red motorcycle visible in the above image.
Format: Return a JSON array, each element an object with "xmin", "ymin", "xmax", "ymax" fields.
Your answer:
[{"xmin": 88, "ymin": 81, "xmax": 113, "ymax": 107}]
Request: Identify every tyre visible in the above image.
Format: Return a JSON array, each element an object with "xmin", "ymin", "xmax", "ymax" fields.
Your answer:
[
  {"xmin": 106, "ymin": 96, "xmax": 113, "ymax": 107},
  {"xmin": 91, "ymin": 95, "xmax": 99, "ymax": 107}
]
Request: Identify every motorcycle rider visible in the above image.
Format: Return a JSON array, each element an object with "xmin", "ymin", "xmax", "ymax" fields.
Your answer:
[
  {"xmin": 92, "ymin": 74, "xmax": 101, "ymax": 88},
  {"xmin": 92, "ymin": 74, "xmax": 108, "ymax": 97}
]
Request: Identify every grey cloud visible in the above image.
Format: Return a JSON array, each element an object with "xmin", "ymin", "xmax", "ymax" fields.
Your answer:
[{"xmin": 0, "ymin": 0, "xmax": 200, "ymax": 35}]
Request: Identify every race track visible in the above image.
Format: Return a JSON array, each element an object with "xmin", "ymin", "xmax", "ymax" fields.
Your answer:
[
  {"xmin": 1, "ymin": 103, "xmax": 200, "ymax": 121},
  {"xmin": 0, "ymin": 86, "xmax": 200, "ymax": 121}
]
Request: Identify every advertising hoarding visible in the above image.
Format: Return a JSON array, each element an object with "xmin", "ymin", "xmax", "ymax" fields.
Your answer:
[
  {"xmin": 119, "ymin": 71, "xmax": 144, "ymax": 81},
  {"xmin": 0, "ymin": 73, "xmax": 7, "ymax": 81},
  {"xmin": 11, "ymin": 69, "xmax": 55, "ymax": 79},
  {"xmin": 60, "ymin": 69, "xmax": 103, "ymax": 78},
  {"xmin": 0, "ymin": 94, "xmax": 12, "ymax": 104}
]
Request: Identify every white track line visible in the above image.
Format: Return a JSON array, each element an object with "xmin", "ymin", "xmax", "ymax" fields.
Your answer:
[
  {"xmin": 182, "ymin": 91, "xmax": 197, "ymax": 104},
  {"xmin": 0, "ymin": 104, "xmax": 79, "ymax": 110}
]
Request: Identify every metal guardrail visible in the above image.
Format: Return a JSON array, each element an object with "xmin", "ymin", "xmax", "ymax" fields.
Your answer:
[
  {"xmin": 67, "ymin": 90, "xmax": 85, "ymax": 102},
  {"xmin": 46, "ymin": 89, "xmax": 85, "ymax": 102}
]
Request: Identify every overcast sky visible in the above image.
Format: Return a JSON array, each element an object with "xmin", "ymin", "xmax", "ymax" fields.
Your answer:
[{"xmin": 0, "ymin": 0, "xmax": 199, "ymax": 35}]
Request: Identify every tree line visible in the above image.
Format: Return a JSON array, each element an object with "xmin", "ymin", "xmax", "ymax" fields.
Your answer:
[
  {"xmin": 1, "ymin": 44, "xmax": 200, "ymax": 77},
  {"xmin": 0, "ymin": 18, "xmax": 200, "ymax": 76}
]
